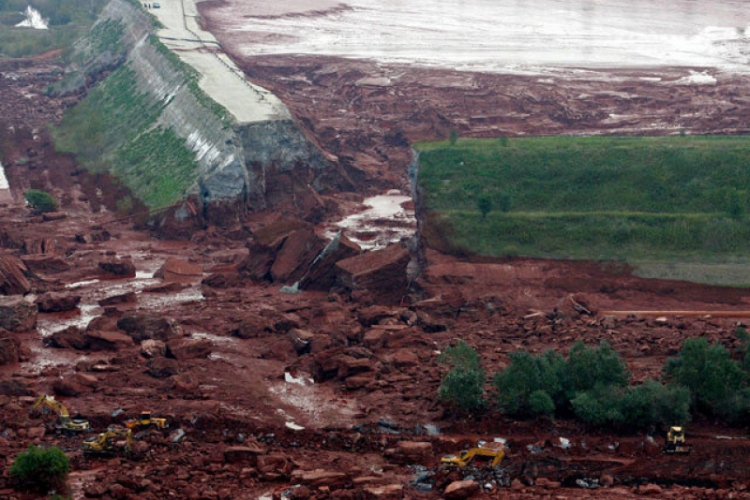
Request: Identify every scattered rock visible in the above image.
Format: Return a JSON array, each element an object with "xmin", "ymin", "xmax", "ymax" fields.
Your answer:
[
  {"xmin": 147, "ymin": 358, "xmax": 180, "ymax": 378},
  {"xmin": 141, "ymin": 339, "xmax": 167, "ymax": 358}
]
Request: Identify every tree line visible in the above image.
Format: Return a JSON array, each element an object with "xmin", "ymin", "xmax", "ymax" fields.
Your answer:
[{"xmin": 438, "ymin": 332, "xmax": 750, "ymax": 430}]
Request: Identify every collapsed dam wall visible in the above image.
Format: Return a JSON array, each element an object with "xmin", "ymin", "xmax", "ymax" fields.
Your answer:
[{"xmin": 52, "ymin": 0, "xmax": 334, "ymax": 215}]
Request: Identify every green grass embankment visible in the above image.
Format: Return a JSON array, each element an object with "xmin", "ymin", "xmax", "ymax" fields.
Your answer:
[
  {"xmin": 52, "ymin": 24, "xmax": 235, "ymax": 209},
  {"xmin": 416, "ymin": 136, "xmax": 750, "ymax": 283}
]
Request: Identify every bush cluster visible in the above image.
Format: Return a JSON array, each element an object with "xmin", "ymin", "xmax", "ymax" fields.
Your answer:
[
  {"xmin": 24, "ymin": 189, "xmax": 58, "ymax": 213},
  {"xmin": 437, "ymin": 340, "xmax": 486, "ymax": 411},
  {"xmin": 10, "ymin": 444, "xmax": 70, "ymax": 495},
  {"xmin": 439, "ymin": 335, "xmax": 750, "ymax": 430}
]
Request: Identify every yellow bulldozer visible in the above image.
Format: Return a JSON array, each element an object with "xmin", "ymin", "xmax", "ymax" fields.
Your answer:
[
  {"xmin": 125, "ymin": 411, "xmax": 168, "ymax": 430},
  {"xmin": 82, "ymin": 427, "xmax": 133, "ymax": 455},
  {"xmin": 441, "ymin": 441, "xmax": 506, "ymax": 468},
  {"xmin": 664, "ymin": 426, "xmax": 692, "ymax": 454},
  {"xmin": 29, "ymin": 394, "xmax": 90, "ymax": 433}
]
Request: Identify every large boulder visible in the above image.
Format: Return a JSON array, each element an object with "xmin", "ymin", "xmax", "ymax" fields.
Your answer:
[
  {"xmin": 36, "ymin": 292, "xmax": 81, "ymax": 313},
  {"xmin": 311, "ymin": 346, "xmax": 378, "ymax": 381},
  {"xmin": 0, "ymin": 331, "xmax": 22, "ymax": 364},
  {"xmin": 0, "ymin": 295, "xmax": 37, "ymax": 331},
  {"xmin": 154, "ymin": 257, "xmax": 203, "ymax": 282},
  {"xmin": 166, "ymin": 338, "xmax": 212, "ymax": 360},
  {"xmin": 269, "ymin": 227, "xmax": 326, "ymax": 283},
  {"xmin": 117, "ymin": 313, "xmax": 183, "ymax": 342},
  {"xmin": 84, "ymin": 330, "xmax": 134, "ymax": 351},
  {"xmin": 0, "ymin": 254, "xmax": 31, "ymax": 295},
  {"xmin": 48, "ymin": 326, "xmax": 89, "ymax": 350},
  {"xmin": 98, "ymin": 257, "xmax": 136, "ymax": 277},
  {"xmin": 21, "ymin": 254, "xmax": 70, "ymax": 274},
  {"xmin": 224, "ymin": 443, "xmax": 267, "ymax": 465},
  {"xmin": 335, "ymin": 244, "xmax": 411, "ymax": 304},
  {"xmin": 444, "ymin": 480, "xmax": 479, "ymax": 500},
  {"xmin": 300, "ymin": 232, "xmax": 361, "ymax": 291},
  {"xmin": 231, "ymin": 317, "xmax": 268, "ymax": 339},
  {"xmin": 240, "ymin": 218, "xmax": 326, "ymax": 284}
]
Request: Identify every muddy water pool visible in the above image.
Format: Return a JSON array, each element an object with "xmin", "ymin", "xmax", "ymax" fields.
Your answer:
[{"xmin": 220, "ymin": 0, "xmax": 750, "ymax": 74}]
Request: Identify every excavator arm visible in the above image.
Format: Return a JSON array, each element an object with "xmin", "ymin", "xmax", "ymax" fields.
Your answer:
[{"xmin": 29, "ymin": 394, "xmax": 89, "ymax": 432}]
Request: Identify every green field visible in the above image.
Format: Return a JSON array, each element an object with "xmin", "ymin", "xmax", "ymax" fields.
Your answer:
[
  {"xmin": 415, "ymin": 136, "xmax": 750, "ymax": 284},
  {"xmin": 0, "ymin": 0, "xmax": 108, "ymax": 59}
]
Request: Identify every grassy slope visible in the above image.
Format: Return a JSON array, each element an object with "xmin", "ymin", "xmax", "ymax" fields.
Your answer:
[{"xmin": 416, "ymin": 136, "xmax": 750, "ymax": 282}]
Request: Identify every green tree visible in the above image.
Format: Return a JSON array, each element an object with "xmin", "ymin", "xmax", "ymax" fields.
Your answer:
[
  {"xmin": 24, "ymin": 189, "xmax": 58, "ymax": 213},
  {"xmin": 571, "ymin": 384, "xmax": 627, "ymax": 427},
  {"xmin": 493, "ymin": 349, "xmax": 566, "ymax": 417},
  {"xmin": 664, "ymin": 337, "xmax": 745, "ymax": 418},
  {"xmin": 10, "ymin": 444, "xmax": 70, "ymax": 495},
  {"xmin": 477, "ymin": 194, "xmax": 492, "ymax": 220},
  {"xmin": 564, "ymin": 341, "xmax": 629, "ymax": 398},
  {"xmin": 438, "ymin": 340, "xmax": 486, "ymax": 411},
  {"xmin": 449, "ymin": 129, "xmax": 458, "ymax": 146},
  {"xmin": 620, "ymin": 380, "xmax": 691, "ymax": 428}
]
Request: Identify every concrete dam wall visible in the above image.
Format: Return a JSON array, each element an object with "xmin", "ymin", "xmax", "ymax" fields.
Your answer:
[{"xmin": 52, "ymin": 0, "xmax": 333, "ymax": 214}]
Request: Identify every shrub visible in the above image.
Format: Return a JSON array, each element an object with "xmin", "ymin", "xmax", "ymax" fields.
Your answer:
[
  {"xmin": 24, "ymin": 189, "xmax": 58, "ymax": 213},
  {"xmin": 438, "ymin": 340, "xmax": 486, "ymax": 411},
  {"xmin": 620, "ymin": 380, "xmax": 691, "ymax": 428},
  {"xmin": 571, "ymin": 384, "xmax": 626, "ymax": 427},
  {"xmin": 10, "ymin": 444, "xmax": 70, "ymax": 494},
  {"xmin": 493, "ymin": 350, "xmax": 566, "ymax": 417},
  {"xmin": 664, "ymin": 337, "xmax": 745, "ymax": 418},
  {"xmin": 528, "ymin": 390, "xmax": 556, "ymax": 417},
  {"xmin": 564, "ymin": 341, "xmax": 629, "ymax": 398}
]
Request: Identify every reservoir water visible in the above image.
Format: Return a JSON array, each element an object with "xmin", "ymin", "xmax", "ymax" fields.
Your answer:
[{"xmin": 223, "ymin": 0, "xmax": 750, "ymax": 74}]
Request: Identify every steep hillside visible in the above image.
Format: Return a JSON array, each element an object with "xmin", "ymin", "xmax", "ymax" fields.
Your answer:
[{"xmin": 51, "ymin": 0, "xmax": 337, "ymax": 218}]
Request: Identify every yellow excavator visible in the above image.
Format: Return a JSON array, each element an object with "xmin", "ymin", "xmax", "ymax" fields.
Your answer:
[
  {"xmin": 29, "ymin": 394, "xmax": 90, "ymax": 433},
  {"xmin": 82, "ymin": 427, "xmax": 133, "ymax": 455},
  {"xmin": 125, "ymin": 411, "xmax": 168, "ymax": 430},
  {"xmin": 664, "ymin": 426, "xmax": 692, "ymax": 454},
  {"xmin": 441, "ymin": 441, "xmax": 506, "ymax": 468}
]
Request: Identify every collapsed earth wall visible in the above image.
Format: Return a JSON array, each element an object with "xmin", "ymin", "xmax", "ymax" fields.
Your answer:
[{"xmin": 53, "ymin": 0, "xmax": 331, "ymax": 212}]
